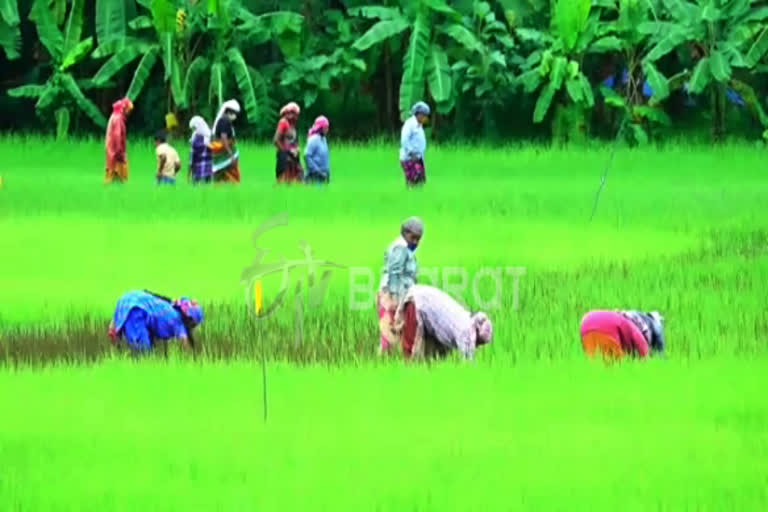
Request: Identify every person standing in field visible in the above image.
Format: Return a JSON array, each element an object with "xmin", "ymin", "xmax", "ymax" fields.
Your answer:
[
  {"xmin": 579, "ymin": 310, "xmax": 665, "ymax": 360},
  {"xmin": 378, "ymin": 217, "xmax": 423, "ymax": 355},
  {"xmin": 104, "ymin": 98, "xmax": 133, "ymax": 184},
  {"xmin": 304, "ymin": 115, "xmax": 330, "ymax": 184},
  {"xmin": 400, "ymin": 101, "xmax": 430, "ymax": 186},
  {"xmin": 108, "ymin": 290, "xmax": 204, "ymax": 353},
  {"xmin": 211, "ymin": 99, "xmax": 241, "ymax": 184},
  {"xmin": 188, "ymin": 116, "xmax": 213, "ymax": 184},
  {"xmin": 394, "ymin": 285, "xmax": 493, "ymax": 361},
  {"xmin": 155, "ymin": 131, "xmax": 181, "ymax": 185},
  {"xmin": 274, "ymin": 102, "xmax": 303, "ymax": 183}
]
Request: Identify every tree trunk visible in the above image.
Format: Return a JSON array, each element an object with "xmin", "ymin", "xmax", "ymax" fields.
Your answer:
[
  {"xmin": 711, "ymin": 83, "xmax": 726, "ymax": 142},
  {"xmin": 384, "ymin": 44, "xmax": 394, "ymax": 133}
]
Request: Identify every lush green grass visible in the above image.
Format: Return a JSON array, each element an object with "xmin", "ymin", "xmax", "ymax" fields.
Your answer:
[
  {"xmin": 1, "ymin": 137, "xmax": 768, "ymax": 509},
  {"xmin": 1, "ymin": 137, "xmax": 766, "ymax": 360},
  {"xmin": 1, "ymin": 359, "xmax": 767, "ymax": 510}
]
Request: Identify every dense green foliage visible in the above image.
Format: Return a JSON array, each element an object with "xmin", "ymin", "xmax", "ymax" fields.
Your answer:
[{"xmin": 3, "ymin": 0, "xmax": 768, "ymax": 142}]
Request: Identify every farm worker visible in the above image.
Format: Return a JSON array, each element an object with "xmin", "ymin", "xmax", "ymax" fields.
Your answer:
[
  {"xmin": 211, "ymin": 99, "xmax": 241, "ymax": 183},
  {"xmin": 108, "ymin": 290, "xmax": 203, "ymax": 352},
  {"xmin": 155, "ymin": 131, "xmax": 181, "ymax": 185},
  {"xmin": 274, "ymin": 102, "xmax": 303, "ymax": 183},
  {"xmin": 304, "ymin": 115, "xmax": 330, "ymax": 184},
  {"xmin": 104, "ymin": 97, "xmax": 133, "ymax": 184},
  {"xmin": 394, "ymin": 285, "xmax": 493, "ymax": 361},
  {"xmin": 188, "ymin": 116, "xmax": 213, "ymax": 184},
  {"xmin": 400, "ymin": 101, "xmax": 430, "ymax": 186},
  {"xmin": 579, "ymin": 310, "xmax": 665, "ymax": 360},
  {"xmin": 378, "ymin": 216, "xmax": 423, "ymax": 354}
]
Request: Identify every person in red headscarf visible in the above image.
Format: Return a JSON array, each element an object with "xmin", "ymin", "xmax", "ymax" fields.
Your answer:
[
  {"xmin": 104, "ymin": 98, "xmax": 134, "ymax": 184},
  {"xmin": 273, "ymin": 102, "xmax": 303, "ymax": 183}
]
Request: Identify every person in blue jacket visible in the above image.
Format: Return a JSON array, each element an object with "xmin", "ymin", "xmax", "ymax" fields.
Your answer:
[{"xmin": 108, "ymin": 290, "xmax": 203, "ymax": 352}]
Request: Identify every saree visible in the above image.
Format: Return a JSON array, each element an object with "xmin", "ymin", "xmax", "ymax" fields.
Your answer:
[{"xmin": 210, "ymin": 140, "xmax": 241, "ymax": 183}]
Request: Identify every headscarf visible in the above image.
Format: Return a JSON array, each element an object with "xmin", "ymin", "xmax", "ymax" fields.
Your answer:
[
  {"xmin": 174, "ymin": 297, "xmax": 204, "ymax": 326},
  {"xmin": 189, "ymin": 116, "xmax": 212, "ymax": 144},
  {"xmin": 472, "ymin": 312, "xmax": 493, "ymax": 344},
  {"xmin": 112, "ymin": 98, "xmax": 133, "ymax": 115},
  {"xmin": 401, "ymin": 216, "xmax": 424, "ymax": 237},
  {"xmin": 308, "ymin": 115, "xmax": 329, "ymax": 137},
  {"xmin": 213, "ymin": 99, "xmax": 241, "ymax": 135},
  {"xmin": 280, "ymin": 102, "xmax": 301, "ymax": 117},
  {"xmin": 411, "ymin": 101, "xmax": 430, "ymax": 117},
  {"xmin": 648, "ymin": 311, "xmax": 665, "ymax": 352}
]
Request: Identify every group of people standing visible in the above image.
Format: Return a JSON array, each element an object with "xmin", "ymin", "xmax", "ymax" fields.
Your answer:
[{"xmin": 104, "ymin": 97, "xmax": 431, "ymax": 187}]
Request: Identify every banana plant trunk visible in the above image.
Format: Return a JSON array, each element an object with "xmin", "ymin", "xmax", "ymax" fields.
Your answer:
[{"xmin": 711, "ymin": 83, "xmax": 727, "ymax": 142}]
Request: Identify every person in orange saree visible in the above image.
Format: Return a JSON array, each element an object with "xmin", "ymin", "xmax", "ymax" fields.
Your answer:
[
  {"xmin": 104, "ymin": 98, "xmax": 133, "ymax": 184},
  {"xmin": 211, "ymin": 99, "xmax": 241, "ymax": 184}
]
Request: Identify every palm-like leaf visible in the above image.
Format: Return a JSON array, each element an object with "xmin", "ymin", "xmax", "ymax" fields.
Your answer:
[
  {"xmin": 633, "ymin": 105, "xmax": 671, "ymax": 126},
  {"xmin": 348, "ymin": 6, "xmax": 402, "ymax": 20},
  {"xmin": 442, "ymin": 23, "xmax": 481, "ymax": 53},
  {"xmin": 352, "ymin": 19, "xmax": 409, "ymax": 51},
  {"xmin": 63, "ymin": 0, "xmax": 84, "ymax": 57},
  {"xmin": 127, "ymin": 47, "xmax": 159, "ymax": 101},
  {"xmin": 399, "ymin": 13, "xmax": 431, "ymax": 120},
  {"xmin": 226, "ymin": 47, "xmax": 259, "ymax": 122},
  {"xmin": 60, "ymin": 37, "xmax": 93, "ymax": 72},
  {"xmin": 426, "ymin": 46, "xmax": 452, "ymax": 104},
  {"xmin": 209, "ymin": 62, "xmax": 223, "ymax": 107},
  {"xmin": 183, "ymin": 56, "xmax": 210, "ymax": 107},
  {"xmin": 533, "ymin": 81, "xmax": 557, "ymax": 123},
  {"xmin": 746, "ymin": 26, "xmax": 768, "ymax": 66},
  {"xmin": 93, "ymin": 44, "xmax": 146, "ymax": 84},
  {"xmin": 170, "ymin": 56, "xmax": 184, "ymax": 107},
  {"xmin": 588, "ymin": 36, "xmax": 622, "ymax": 53},
  {"xmin": 30, "ymin": 0, "xmax": 64, "ymax": 61},
  {"xmin": 709, "ymin": 49, "xmax": 731, "ymax": 82},
  {"xmin": 0, "ymin": 17, "xmax": 20, "ymax": 59},
  {"xmin": 645, "ymin": 28, "xmax": 689, "ymax": 62},
  {"xmin": 689, "ymin": 56, "xmax": 711, "ymax": 94},
  {"xmin": 60, "ymin": 73, "xmax": 107, "ymax": 127},
  {"xmin": 95, "ymin": 0, "xmax": 126, "ymax": 46},
  {"xmin": 35, "ymin": 84, "xmax": 59, "ymax": 111},
  {"xmin": 642, "ymin": 61, "xmax": 670, "ymax": 102},
  {"xmin": 0, "ymin": 0, "xmax": 19, "ymax": 25},
  {"xmin": 7, "ymin": 84, "xmax": 46, "ymax": 98}
]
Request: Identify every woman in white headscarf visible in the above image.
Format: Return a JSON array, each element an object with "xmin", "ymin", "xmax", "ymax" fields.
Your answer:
[
  {"xmin": 393, "ymin": 285, "xmax": 493, "ymax": 361},
  {"xmin": 400, "ymin": 101, "xmax": 430, "ymax": 186},
  {"xmin": 188, "ymin": 116, "xmax": 213, "ymax": 184},
  {"xmin": 210, "ymin": 99, "xmax": 241, "ymax": 183}
]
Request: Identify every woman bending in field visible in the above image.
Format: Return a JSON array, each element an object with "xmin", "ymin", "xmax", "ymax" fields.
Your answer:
[
  {"xmin": 378, "ymin": 217, "xmax": 423, "ymax": 354},
  {"xmin": 104, "ymin": 98, "xmax": 133, "ymax": 184},
  {"xmin": 274, "ymin": 102, "xmax": 303, "ymax": 183},
  {"xmin": 579, "ymin": 310, "xmax": 665, "ymax": 360},
  {"xmin": 211, "ymin": 100, "xmax": 241, "ymax": 183},
  {"xmin": 393, "ymin": 285, "xmax": 493, "ymax": 361},
  {"xmin": 108, "ymin": 290, "xmax": 203, "ymax": 352}
]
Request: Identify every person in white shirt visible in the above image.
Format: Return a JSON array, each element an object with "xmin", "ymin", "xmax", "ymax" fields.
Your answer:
[{"xmin": 399, "ymin": 102, "xmax": 430, "ymax": 186}]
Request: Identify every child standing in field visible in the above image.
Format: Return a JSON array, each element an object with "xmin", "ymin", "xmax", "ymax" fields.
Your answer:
[
  {"xmin": 155, "ymin": 131, "xmax": 181, "ymax": 185},
  {"xmin": 304, "ymin": 116, "xmax": 330, "ymax": 184}
]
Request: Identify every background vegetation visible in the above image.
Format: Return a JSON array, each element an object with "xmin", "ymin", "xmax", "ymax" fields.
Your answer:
[{"xmin": 4, "ymin": 0, "xmax": 768, "ymax": 143}]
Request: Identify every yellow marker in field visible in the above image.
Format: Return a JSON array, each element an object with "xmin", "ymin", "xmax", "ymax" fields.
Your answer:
[{"xmin": 254, "ymin": 280, "xmax": 263, "ymax": 315}]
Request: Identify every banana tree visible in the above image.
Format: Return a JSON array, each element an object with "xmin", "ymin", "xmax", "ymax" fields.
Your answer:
[
  {"xmin": 351, "ymin": 0, "xmax": 479, "ymax": 120},
  {"xmin": 8, "ymin": 0, "xmax": 107, "ymax": 138},
  {"xmin": 449, "ymin": 1, "xmax": 518, "ymax": 135},
  {"xmin": 640, "ymin": 0, "xmax": 768, "ymax": 140},
  {"xmin": 0, "ymin": 0, "xmax": 21, "ymax": 60},
  {"xmin": 280, "ymin": 9, "xmax": 367, "ymax": 111},
  {"xmin": 516, "ymin": 0, "xmax": 619, "ymax": 141}
]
